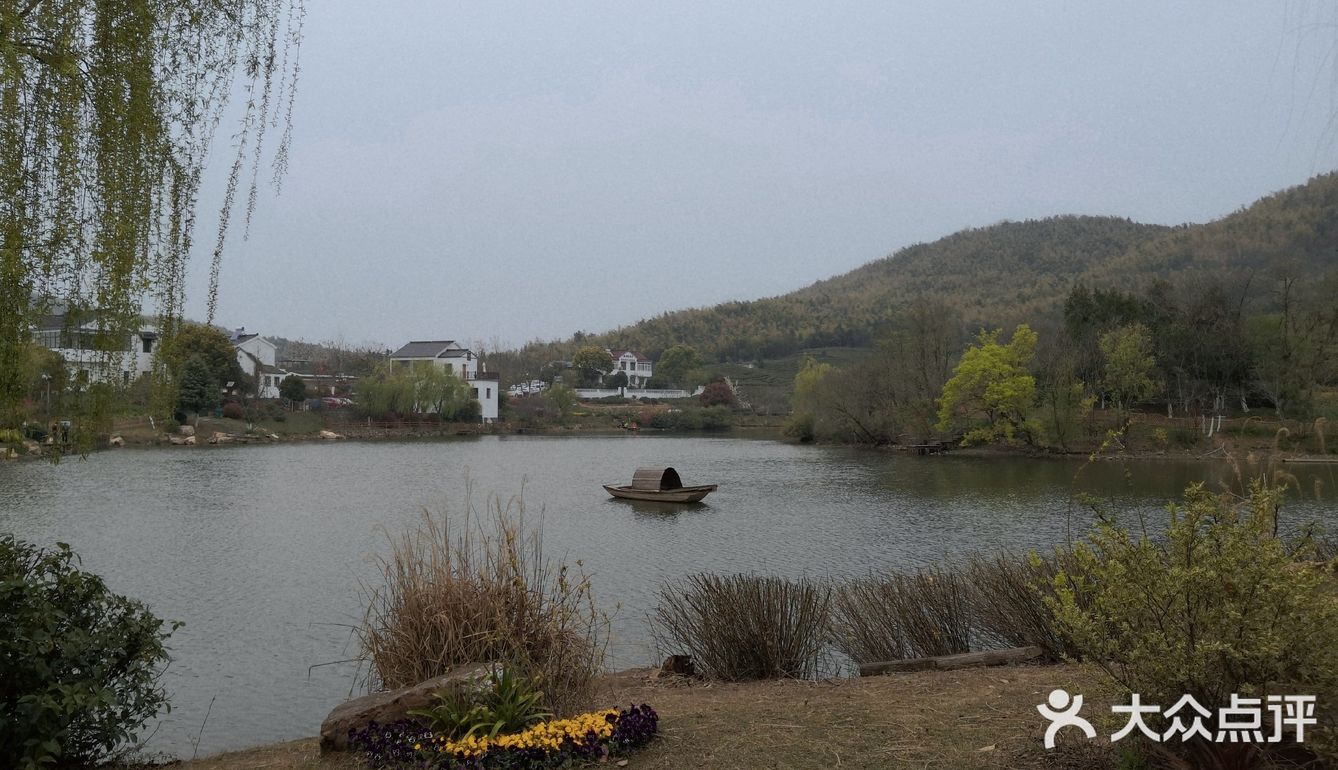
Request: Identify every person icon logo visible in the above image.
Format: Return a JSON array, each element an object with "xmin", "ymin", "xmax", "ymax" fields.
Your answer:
[{"xmin": 1037, "ymin": 689, "xmax": 1097, "ymax": 749}]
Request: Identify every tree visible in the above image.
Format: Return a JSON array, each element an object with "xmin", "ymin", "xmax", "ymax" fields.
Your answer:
[
  {"xmin": 279, "ymin": 374, "xmax": 307, "ymax": 403},
  {"xmin": 176, "ymin": 355, "xmax": 217, "ymax": 415},
  {"xmin": 415, "ymin": 365, "xmax": 472, "ymax": 419},
  {"xmin": 699, "ymin": 380, "xmax": 736, "ymax": 408},
  {"xmin": 1, "ymin": 1, "xmax": 304, "ymax": 430},
  {"xmin": 607, "ymin": 370, "xmax": 628, "ymax": 388},
  {"xmin": 937, "ymin": 325, "xmax": 1039, "ymax": 446},
  {"xmin": 1098, "ymin": 323, "xmax": 1158, "ymax": 424},
  {"xmin": 570, "ymin": 346, "xmax": 613, "ymax": 386},
  {"xmin": 545, "ymin": 383, "xmax": 577, "ymax": 424},
  {"xmin": 656, "ymin": 344, "xmax": 701, "ymax": 387},
  {"xmin": 163, "ymin": 324, "xmax": 244, "ymax": 393}
]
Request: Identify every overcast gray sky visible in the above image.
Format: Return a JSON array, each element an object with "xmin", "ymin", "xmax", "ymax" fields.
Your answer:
[{"xmin": 188, "ymin": 1, "xmax": 1338, "ymax": 350}]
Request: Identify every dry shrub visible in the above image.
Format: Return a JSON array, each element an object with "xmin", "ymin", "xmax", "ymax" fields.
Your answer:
[
  {"xmin": 830, "ymin": 567, "xmax": 972, "ymax": 664},
  {"xmin": 965, "ymin": 551, "xmax": 1083, "ymax": 660},
  {"xmin": 652, "ymin": 573, "xmax": 830, "ymax": 681},
  {"xmin": 358, "ymin": 492, "xmax": 605, "ymax": 715}
]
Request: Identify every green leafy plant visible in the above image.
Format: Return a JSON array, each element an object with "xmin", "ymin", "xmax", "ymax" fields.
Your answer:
[
  {"xmin": 0, "ymin": 536, "xmax": 177, "ymax": 769},
  {"xmin": 409, "ymin": 667, "xmax": 551, "ymax": 740},
  {"xmin": 1049, "ymin": 481, "xmax": 1338, "ymax": 768}
]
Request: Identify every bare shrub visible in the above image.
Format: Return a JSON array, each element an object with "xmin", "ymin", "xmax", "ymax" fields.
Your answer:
[
  {"xmin": 358, "ymin": 491, "xmax": 605, "ymax": 715},
  {"xmin": 830, "ymin": 567, "xmax": 972, "ymax": 664},
  {"xmin": 965, "ymin": 551, "xmax": 1079, "ymax": 660},
  {"xmin": 652, "ymin": 573, "xmax": 830, "ymax": 681}
]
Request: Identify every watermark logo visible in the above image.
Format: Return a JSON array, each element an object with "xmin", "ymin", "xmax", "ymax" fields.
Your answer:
[{"xmin": 1038, "ymin": 689, "xmax": 1316, "ymax": 747}]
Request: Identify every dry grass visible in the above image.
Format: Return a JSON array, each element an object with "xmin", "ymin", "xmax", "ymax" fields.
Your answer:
[
  {"xmin": 652, "ymin": 574, "xmax": 831, "ymax": 681},
  {"xmin": 358, "ymin": 490, "xmax": 605, "ymax": 715},
  {"xmin": 166, "ymin": 664, "xmax": 1119, "ymax": 770}
]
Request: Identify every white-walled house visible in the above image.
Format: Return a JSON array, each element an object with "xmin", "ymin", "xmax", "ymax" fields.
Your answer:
[
  {"xmin": 231, "ymin": 329, "xmax": 286, "ymax": 398},
  {"xmin": 388, "ymin": 340, "xmax": 499, "ymax": 421},
  {"xmin": 32, "ymin": 313, "xmax": 157, "ymax": 385},
  {"xmin": 607, "ymin": 349, "xmax": 653, "ymax": 387}
]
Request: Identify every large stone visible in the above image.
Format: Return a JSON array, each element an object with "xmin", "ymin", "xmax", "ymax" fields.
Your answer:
[
  {"xmin": 318, "ymin": 429, "xmax": 344, "ymax": 440},
  {"xmin": 179, "ymin": 424, "xmax": 195, "ymax": 437},
  {"xmin": 109, "ymin": 435, "xmax": 124, "ymax": 447},
  {"xmin": 319, "ymin": 664, "xmax": 490, "ymax": 753}
]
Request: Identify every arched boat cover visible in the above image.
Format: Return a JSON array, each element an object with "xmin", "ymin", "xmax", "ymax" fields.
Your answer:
[{"xmin": 631, "ymin": 467, "xmax": 683, "ymax": 491}]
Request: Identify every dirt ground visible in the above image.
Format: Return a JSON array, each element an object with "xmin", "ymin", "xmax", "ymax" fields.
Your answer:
[{"xmin": 167, "ymin": 664, "xmax": 1123, "ymax": 770}]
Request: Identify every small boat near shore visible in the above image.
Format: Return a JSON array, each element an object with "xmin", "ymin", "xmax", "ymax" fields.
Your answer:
[{"xmin": 603, "ymin": 466, "xmax": 717, "ymax": 503}]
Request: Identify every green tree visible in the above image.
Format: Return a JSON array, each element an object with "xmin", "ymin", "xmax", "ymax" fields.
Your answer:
[
  {"xmin": 1097, "ymin": 322, "xmax": 1158, "ymax": 424},
  {"xmin": 656, "ymin": 344, "xmax": 701, "ymax": 387},
  {"xmin": 570, "ymin": 346, "xmax": 613, "ymax": 386},
  {"xmin": 278, "ymin": 374, "xmax": 307, "ymax": 403},
  {"xmin": 607, "ymin": 370, "xmax": 628, "ymax": 388},
  {"xmin": 416, "ymin": 365, "xmax": 472, "ymax": 419},
  {"xmin": 937, "ymin": 325, "xmax": 1039, "ymax": 446},
  {"xmin": 176, "ymin": 355, "xmax": 217, "ymax": 415},
  {"xmin": 545, "ymin": 383, "xmax": 577, "ymax": 424},
  {"xmin": 784, "ymin": 357, "xmax": 833, "ymax": 441},
  {"xmin": 1, "ymin": 1, "xmax": 303, "ymax": 430},
  {"xmin": 163, "ymin": 324, "xmax": 244, "ymax": 393}
]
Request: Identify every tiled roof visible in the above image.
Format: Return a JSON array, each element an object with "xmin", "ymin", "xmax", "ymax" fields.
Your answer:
[{"xmin": 390, "ymin": 340, "xmax": 462, "ymax": 358}]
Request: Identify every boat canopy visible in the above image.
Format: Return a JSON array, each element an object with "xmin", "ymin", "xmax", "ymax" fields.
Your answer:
[{"xmin": 631, "ymin": 467, "xmax": 683, "ymax": 491}]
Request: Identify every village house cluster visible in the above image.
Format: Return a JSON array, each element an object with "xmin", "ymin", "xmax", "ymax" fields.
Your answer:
[{"xmin": 28, "ymin": 314, "xmax": 667, "ymax": 423}]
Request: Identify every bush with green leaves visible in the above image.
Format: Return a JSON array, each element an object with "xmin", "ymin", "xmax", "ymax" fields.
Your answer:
[
  {"xmin": 1049, "ymin": 481, "xmax": 1338, "ymax": 768},
  {"xmin": 0, "ymin": 536, "xmax": 177, "ymax": 769}
]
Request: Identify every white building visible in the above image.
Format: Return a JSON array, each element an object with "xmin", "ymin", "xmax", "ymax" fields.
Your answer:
[
  {"xmin": 231, "ymin": 329, "xmax": 286, "ymax": 398},
  {"xmin": 31, "ymin": 313, "xmax": 156, "ymax": 385},
  {"xmin": 388, "ymin": 340, "xmax": 499, "ymax": 421},
  {"xmin": 607, "ymin": 349, "xmax": 653, "ymax": 387}
]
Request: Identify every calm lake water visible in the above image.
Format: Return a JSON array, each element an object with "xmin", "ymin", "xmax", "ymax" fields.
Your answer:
[{"xmin": 1, "ymin": 435, "xmax": 1335, "ymax": 757}]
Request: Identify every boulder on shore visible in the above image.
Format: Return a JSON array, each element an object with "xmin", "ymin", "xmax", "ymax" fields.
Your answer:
[
  {"xmin": 318, "ymin": 429, "xmax": 344, "ymax": 440},
  {"xmin": 109, "ymin": 435, "xmax": 124, "ymax": 447},
  {"xmin": 319, "ymin": 664, "xmax": 490, "ymax": 753},
  {"xmin": 179, "ymin": 425, "xmax": 195, "ymax": 437}
]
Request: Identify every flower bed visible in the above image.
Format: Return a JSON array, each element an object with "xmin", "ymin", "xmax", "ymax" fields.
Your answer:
[{"xmin": 350, "ymin": 704, "xmax": 658, "ymax": 768}]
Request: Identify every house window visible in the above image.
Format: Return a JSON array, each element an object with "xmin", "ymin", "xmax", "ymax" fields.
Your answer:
[
  {"xmin": 142, "ymin": 337, "xmax": 153, "ymax": 353},
  {"xmin": 122, "ymin": 371, "xmax": 130, "ymax": 384},
  {"xmin": 471, "ymin": 387, "xmax": 479, "ymax": 398},
  {"xmin": 486, "ymin": 387, "xmax": 492, "ymax": 398}
]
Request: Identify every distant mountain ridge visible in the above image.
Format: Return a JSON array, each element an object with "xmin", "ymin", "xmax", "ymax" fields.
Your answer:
[{"xmin": 572, "ymin": 173, "xmax": 1338, "ymax": 363}]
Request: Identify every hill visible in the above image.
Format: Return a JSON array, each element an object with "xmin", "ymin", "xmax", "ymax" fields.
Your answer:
[{"xmin": 505, "ymin": 173, "xmax": 1338, "ymax": 368}]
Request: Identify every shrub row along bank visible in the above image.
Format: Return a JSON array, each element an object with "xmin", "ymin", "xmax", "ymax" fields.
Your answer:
[{"xmin": 652, "ymin": 480, "xmax": 1338, "ymax": 768}]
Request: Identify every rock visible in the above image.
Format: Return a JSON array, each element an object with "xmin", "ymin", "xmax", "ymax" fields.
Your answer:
[
  {"xmin": 23, "ymin": 440, "xmax": 41, "ymax": 456},
  {"xmin": 179, "ymin": 425, "xmax": 195, "ymax": 437},
  {"xmin": 109, "ymin": 435, "xmax": 124, "ymax": 447},
  {"xmin": 184, "ymin": 435, "xmax": 196, "ymax": 445},
  {"xmin": 208, "ymin": 431, "xmax": 233, "ymax": 445},
  {"xmin": 319, "ymin": 664, "xmax": 490, "ymax": 753},
  {"xmin": 318, "ymin": 430, "xmax": 344, "ymax": 440},
  {"xmin": 2, "ymin": 448, "xmax": 17, "ymax": 460},
  {"xmin": 656, "ymin": 654, "xmax": 696, "ymax": 678}
]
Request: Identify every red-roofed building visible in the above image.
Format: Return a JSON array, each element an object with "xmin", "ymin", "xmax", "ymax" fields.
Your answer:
[{"xmin": 606, "ymin": 349, "xmax": 653, "ymax": 387}]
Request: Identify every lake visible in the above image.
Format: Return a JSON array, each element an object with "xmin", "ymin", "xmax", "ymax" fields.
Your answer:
[{"xmin": 1, "ymin": 435, "xmax": 1335, "ymax": 757}]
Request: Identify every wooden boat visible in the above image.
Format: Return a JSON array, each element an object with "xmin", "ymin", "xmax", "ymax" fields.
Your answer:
[{"xmin": 604, "ymin": 466, "xmax": 717, "ymax": 503}]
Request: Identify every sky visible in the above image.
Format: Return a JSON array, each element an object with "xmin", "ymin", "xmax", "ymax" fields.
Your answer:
[{"xmin": 187, "ymin": 1, "xmax": 1338, "ymax": 350}]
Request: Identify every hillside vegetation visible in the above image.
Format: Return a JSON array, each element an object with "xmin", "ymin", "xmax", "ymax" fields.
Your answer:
[{"xmin": 499, "ymin": 173, "xmax": 1338, "ymax": 372}]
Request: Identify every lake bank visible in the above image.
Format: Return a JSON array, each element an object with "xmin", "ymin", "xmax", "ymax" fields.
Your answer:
[{"xmin": 143, "ymin": 663, "xmax": 1110, "ymax": 769}]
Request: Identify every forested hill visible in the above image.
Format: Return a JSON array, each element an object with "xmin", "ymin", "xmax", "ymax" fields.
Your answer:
[{"xmin": 544, "ymin": 172, "xmax": 1338, "ymax": 364}]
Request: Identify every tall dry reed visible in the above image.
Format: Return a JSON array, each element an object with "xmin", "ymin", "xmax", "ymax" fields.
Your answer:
[
  {"xmin": 652, "ymin": 573, "xmax": 830, "ymax": 681},
  {"xmin": 358, "ymin": 490, "xmax": 605, "ymax": 715}
]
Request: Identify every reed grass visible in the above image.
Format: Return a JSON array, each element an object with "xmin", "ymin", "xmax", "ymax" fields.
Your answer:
[
  {"xmin": 358, "ymin": 490, "xmax": 605, "ymax": 715},
  {"xmin": 652, "ymin": 573, "xmax": 830, "ymax": 681}
]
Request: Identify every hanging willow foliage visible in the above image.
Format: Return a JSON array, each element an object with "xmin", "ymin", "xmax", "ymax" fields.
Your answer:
[{"xmin": 0, "ymin": 0, "xmax": 304, "ymax": 435}]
